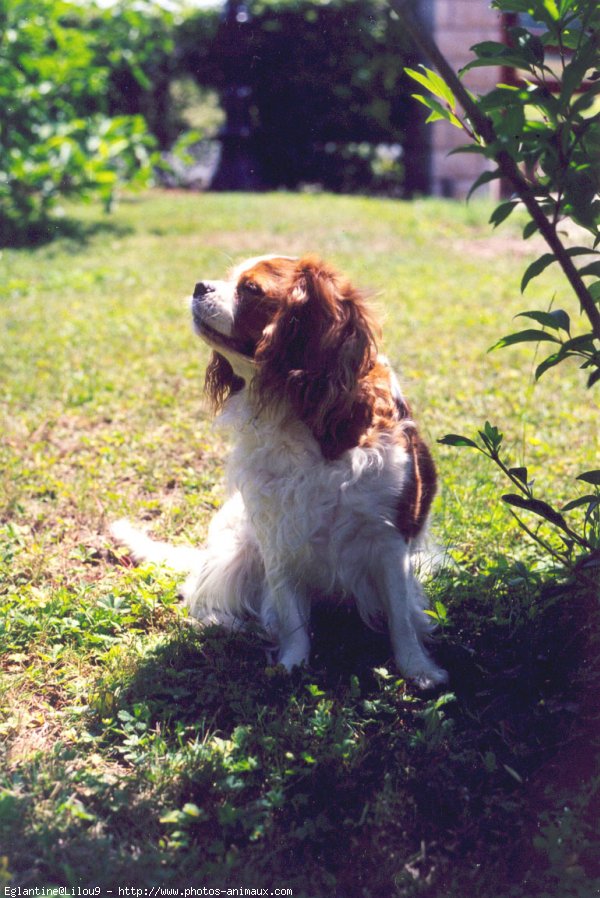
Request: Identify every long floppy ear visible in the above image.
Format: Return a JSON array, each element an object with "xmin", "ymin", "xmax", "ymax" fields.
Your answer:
[
  {"xmin": 205, "ymin": 351, "xmax": 245, "ymax": 411},
  {"xmin": 255, "ymin": 256, "xmax": 378, "ymax": 459}
]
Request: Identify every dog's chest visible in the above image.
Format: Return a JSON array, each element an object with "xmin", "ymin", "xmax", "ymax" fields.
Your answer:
[
  {"xmin": 226, "ymin": 416, "xmax": 410, "ymax": 569},
  {"xmin": 229, "ymin": 423, "xmax": 330, "ymax": 524}
]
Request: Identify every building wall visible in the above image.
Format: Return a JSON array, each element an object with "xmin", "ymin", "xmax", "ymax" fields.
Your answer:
[{"xmin": 430, "ymin": 0, "xmax": 504, "ymax": 197}]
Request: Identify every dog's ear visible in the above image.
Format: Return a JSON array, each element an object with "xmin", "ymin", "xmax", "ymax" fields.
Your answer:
[
  {"xmin": 255, "ymin": 255, "xmax": 378, "ymax": 459},
  {"xmin": 205, "ymin": 351, "xmax": 245, "ymax": 410}
]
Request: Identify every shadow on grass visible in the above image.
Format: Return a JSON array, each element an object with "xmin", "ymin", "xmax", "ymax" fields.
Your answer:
[
  {"xmin": 0, "ymin": 773, "xmax": 167, "ymax": 889},
  {"xmin": 2, "ymin": 215, "xmax": 133, "ymax": 250},
  {"xmin": 89, "ymin": 570, "xmax": 597, "ymax": 894},
  {"xmin": 4, "ymin": 569, "xmax": 597, "ymax": 896},
  {"xmin": 107, "ymin": 579, "xmax": 591, "ymax": 772}
]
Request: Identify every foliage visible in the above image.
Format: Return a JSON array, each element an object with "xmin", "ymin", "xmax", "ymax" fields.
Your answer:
[
  {"xmin": 178, "ymin": 0, "xmax": 423, "ymax": 191},
  {"xmin": 440, "ymin": 423, "xmax": 600, "ymax": 573},
  {"xmin": 404, "ymin": 0, "xmax": 600, "ymax": 572},
  {"xmin": 86, "ymin": 0, "xmax": 189, "ymax": 150},
  {"xmin": 1, "ymin": 191, "xmax": 598, "ymax": 895},
  {"xmin": 0, "ymin": 0, "xmax": 156, "ymax": 246}
]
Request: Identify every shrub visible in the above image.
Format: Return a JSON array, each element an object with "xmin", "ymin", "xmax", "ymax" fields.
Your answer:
[
  {"xmin": 401, "ymin": 0, "xmax": 600, "ymax": 574},
  {"xmin": 0, "ymin": 0, "xmax": 156, "ymax": 245},
  {"xmin": 177, "ymin": 0, "xmax": 424, "ymax": 191},
  {"xmin": 87, "ymin": 0, "xmax": 187, "ymax": 150}
]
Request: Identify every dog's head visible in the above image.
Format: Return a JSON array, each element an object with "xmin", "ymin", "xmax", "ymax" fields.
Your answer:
[{"xmin": 191, "ymin": 254, "xmax": 383, "ymax": 459}]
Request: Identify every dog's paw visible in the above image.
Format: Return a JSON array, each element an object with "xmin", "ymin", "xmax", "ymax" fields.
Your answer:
[
  {"xmin": 278, "ymin": 654, "xmax": 309, "ymax": 673},
  {"xmin": 411, "ymin": 665, "xmax": 450, "ymax": 692}
]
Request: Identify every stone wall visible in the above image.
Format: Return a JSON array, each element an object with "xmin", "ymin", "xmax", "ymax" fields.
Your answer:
[{"xmin": 429, "ymin": 0, "xmax": 504, "ymax": 197}]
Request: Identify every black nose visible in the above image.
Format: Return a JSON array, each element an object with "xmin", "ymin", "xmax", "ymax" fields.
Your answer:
[{"xmin": 193, "ymin": 281, "xmax": 213, "ymax": 299}]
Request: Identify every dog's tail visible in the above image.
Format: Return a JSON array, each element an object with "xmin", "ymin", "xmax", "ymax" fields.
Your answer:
[{"xmin": 110, "ymin": 519, "xmax": 203, "ymax": 574}]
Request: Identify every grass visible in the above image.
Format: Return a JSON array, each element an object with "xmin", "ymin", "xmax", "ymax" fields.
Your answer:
[{"xmin": 0, "ymin": 190, "xmax": 598, "ymax": 896}]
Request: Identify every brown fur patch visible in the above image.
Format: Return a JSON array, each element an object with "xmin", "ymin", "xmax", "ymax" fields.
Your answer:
[
  {"xmin": 200, "ymin": 255, "xmax": 436, "ymax": 540},
  {"xmin": 395, "ymin": 431, "xmax": 437, "ymax": 541},
  {"xmin": 253, "ymin": 255, "xmax": 379, "ymax": 460}
]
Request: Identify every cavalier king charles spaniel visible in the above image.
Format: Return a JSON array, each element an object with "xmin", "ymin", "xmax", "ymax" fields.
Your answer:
[{"xmin": 112, "ymin": 254, "xmax": 448, "ymax": 689}]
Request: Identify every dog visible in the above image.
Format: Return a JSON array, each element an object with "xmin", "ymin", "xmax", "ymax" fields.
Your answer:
[{"xmin": 111, "ymin": 254, "xmax": 448, "ymax": 689}]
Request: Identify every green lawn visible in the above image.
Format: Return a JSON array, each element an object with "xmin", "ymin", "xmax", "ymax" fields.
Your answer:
[{"xmin": 1, "ymin": 191, "xmax": 598, "ymax": 896}]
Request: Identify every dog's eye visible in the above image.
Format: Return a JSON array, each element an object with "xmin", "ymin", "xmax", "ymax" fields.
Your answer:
[{"xmin": 243, "ymin": 281, "xmax": 263, "ymax": 296}]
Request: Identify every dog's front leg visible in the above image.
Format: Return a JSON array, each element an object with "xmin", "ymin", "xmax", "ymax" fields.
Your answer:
[
  {"xmin": 263, "ymin": 575, "xmax": 311, "ymax": 671},
  {"xmin": 371, "ymin": 544, "xmax": 448, "ymax": 690}
]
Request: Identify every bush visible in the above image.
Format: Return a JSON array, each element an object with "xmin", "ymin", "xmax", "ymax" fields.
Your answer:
[
  {"xmin": 0, "ymin": 0, "xmax": 156, "ymax": 246},
  {"xmin": 178, "ymin": 0, "xmax": 424, "ymax": 191},
  {"xmin": 402, "ymin": 0, "xmax": 600, "ymax": 574},
  {"xmin": 86, "ymin": 0, "xmax": 187, "ymax": 150}
]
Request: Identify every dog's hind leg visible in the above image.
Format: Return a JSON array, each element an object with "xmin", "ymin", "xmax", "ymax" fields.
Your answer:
[{"xmin": 184, "ymin": 492, "xmax": 266, "ymax": 624}]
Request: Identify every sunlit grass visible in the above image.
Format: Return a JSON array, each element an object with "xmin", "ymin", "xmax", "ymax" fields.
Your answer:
[{"xmin": 0, "ymin": 190, "xmax": 597, "ymax": 896}]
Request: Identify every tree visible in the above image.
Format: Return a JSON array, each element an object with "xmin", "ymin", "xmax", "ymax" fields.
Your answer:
[{"xmin": 178, "ymin": 0, "xmax": 423, "ymax": 192}]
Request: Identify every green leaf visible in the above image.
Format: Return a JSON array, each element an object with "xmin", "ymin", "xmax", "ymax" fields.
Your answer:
[
  {"xmin": 470, "ymin": 40, "xmax": 510, "ymax": 58},
  {"xmin": 182, "ymin": 803, "xmax": 204, "ymax": 818},
  {"xmin": 571, "ymin": 80, "xmax": 600, "ymax": 115},
  {"xmin": 587, "ymin": 367, "xmax": 600, "ymax": 388},
  {"xmin": 542, "ymin": 0, "xmax": 560, "ymax": 20},
  {"xmin": 522, "ymin": 219, "xmax": 540, "ymax": 240},
  {"xmin": 522, "ymin": 119, "xmax": 555, "ymax": 135},
  {"xmin": 492, "ymin": 0, "xmax": 540, "ymax": 12},
  {"xmin": 509, "ymin": 26, "xmax": 545, "ymax": 65},
  {"xmin": 434, "ymin": 601, "xmax": 448, "ymax": 622},
  {"xmin": 437, "ymin": 434, "xmax": 479, "ymax": 449},
  {"xmin": 508, "ymin": 466, "xmax": 528, "ymax": 486},
  {"xmin": 490, "ymin": 201, "xmax": 519, "ymax": 228},
  {"xmin": 502, "ymin": 494, "xmax": 569, "ymax": 530},
  {"xmin": 589, "ymin": 282, "xmax": 600, "ymax": 302},
  {"xmin": 476, "ymin": 85, "xmax": 521, "ymax": 113},
  {"xmin": 559, "ymin": 47, "xmax": 597, "ymax": 107},
  {"xmin": 562, "ymin": 495, "xmax": 598, "ymax": 512},
  {"xmin": 578, "ymin": 262, "xmax": 600, "ymax": 279},
  {"xmin": 521, "ymin": 253, "xmax": 556, "ymax": 291},
  {"xmin": 535, "ymin": 351, "xmax": 564, "ymax": 380},
  {"xmin": 561, "ymin": 334, "xmax": 596, "ymax": 353},
  {"xmin": 412, "ymin": 94, "xmax": 462, "ymax": 128},
  {"xmin": 424, "ymin": 601, "xmax": 449, "ymax": 624},
  {"xmin": 489, "ymin": 329, "xmax": 561, "ymax": 352},
  {"xmin": 461, "ymin": 54, "xmax": 538, "ymax": 74},
  {"xmin": 447, "ymin": 144, "xmax": 489, "ymax": 156},
  {"xmin": 467, "ymin": 169, "xmax": 501, "ymax": 201},
  {"xmin": 521, "ymin": 249, "xmax": 596, "ymax": 292},
  {"xmin": 405, "ymin": 66, "xmax": 456, "ymax": 107},
  {"xmin": 480, "ymin": 421, "xmax": 503, "ymax": 451},
  {"xmin": 577, "ymin": 471, "xmax": 600, "ymax": 486},
  {"xmin": 516, "ymin": 309, "xmax": 570, "ymax": 332},
  {"xmin": 131, "ymin": 64, "xmax": 152, "ymax": 92}
]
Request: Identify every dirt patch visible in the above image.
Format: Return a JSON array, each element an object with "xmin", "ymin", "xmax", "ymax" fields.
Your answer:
[
  {"xmin": 453, "ymin": 217, "xmax": 596, "ymax": 262},
  {"xmin": 452, "ymin": 232, "xmax": 547, "ymax": 260}
]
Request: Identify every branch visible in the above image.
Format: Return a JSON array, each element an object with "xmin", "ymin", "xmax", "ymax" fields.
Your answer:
[{"xmin": 390, "ymin": 0, "xmax": 600, "ymax": 340}]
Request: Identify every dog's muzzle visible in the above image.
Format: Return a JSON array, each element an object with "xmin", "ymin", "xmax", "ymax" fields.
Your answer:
[{"xmin": 193, "ymin": 281, "xmax": 214, "ymax": 299}]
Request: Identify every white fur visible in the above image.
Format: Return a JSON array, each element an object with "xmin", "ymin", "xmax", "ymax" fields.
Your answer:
[
  {"xmin": 112, "ymin": 387, "xmax": 447, "ymax": 689},
  {"xmin": 112, "ymin": 255, "xmax": 448, "ymax": 689}
]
